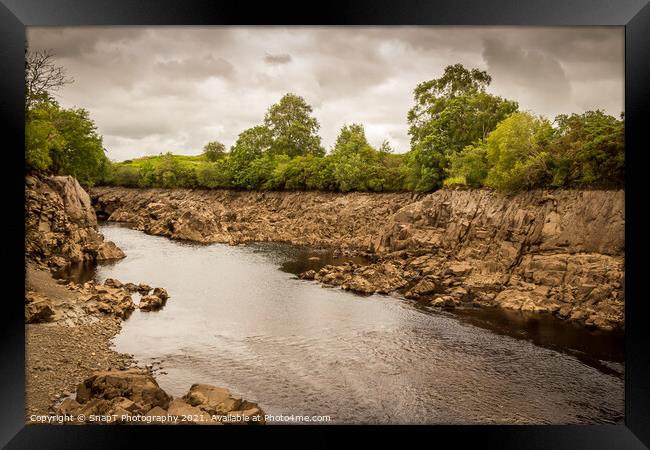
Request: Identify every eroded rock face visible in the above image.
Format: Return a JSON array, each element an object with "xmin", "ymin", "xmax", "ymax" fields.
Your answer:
[
  {"xmin": 58, "ymin": 369, "xmax": 265, "ymax": 425},
  {"xmin": 90, "ymin": 186, "xmax": 624, "ymax": 330},
  {"xmin": 25, "ymin": 175, "xmax": 125, "ymax": 270}
]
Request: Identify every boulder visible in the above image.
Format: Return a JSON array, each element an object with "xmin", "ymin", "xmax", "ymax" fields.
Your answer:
[
  {"xmin": 75, "ymin": 368, "xmax": 171, "ymax": 412},
  {"xmin": 139, "ymin": 294, "xmax": 166, "ymax": 311},
  {"xmin": 183, "ymin": 384, "xmax": 241, "ymax": 414},
  {"xmin": 25, "ymin": 295, "xmax": 55, "ymax": 323},
  {"xmin": 152, "ymin": 287, "xmax": 169, "ymax": 301},
  {"xmin": 137, "ymin": 283, "xmax": 152, "ymax": 294},
  {"xmin": 104, "ymin": 278, "xmax": 123, "ymax": 288},
  {"xmin": 167, "ymin": 399, "xmax": 214, "ymax": 423},
  {"xmin": 182, "ymin": 384, "xmax": 264, "ymax": 424},
  {"xmin": 299, "ymin": 270, "xmax": 316, "ymax": 280}
]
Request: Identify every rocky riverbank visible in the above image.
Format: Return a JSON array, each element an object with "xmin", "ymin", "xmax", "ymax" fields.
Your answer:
[
  {"xmin": 90, "ymin": 186, "xmax": 625, "ymax": 331},
  {"xmin": 26, "ymin": 175, "xmax": 125, "ymax": 270},
  {"xmin": 25, "ymin": 266, "xmax": 265, "ymax": 424},
  {"xmin": 25, "ymin": 175, "xmax": 266, "ymax": 425}
]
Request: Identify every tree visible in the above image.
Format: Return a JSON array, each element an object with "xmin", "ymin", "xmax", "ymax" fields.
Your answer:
[
  {"xmin": 484, "ymin": 112, "xmax": 553, "ymax": 192},
  {"xmin": 378, "ymin": 140, "xmax": 394, "ymax": 154},
  {"xmin": 264, "ymin": 93, "xmax": 324, "ymax": 158},
  {"xmin": 406, "ymin": 64, "xmax": 518, "ymax": 191},
  {"xmin": 448, "ymin": 141, "xmax": 490, "ymax": 187},
  {"xmin": 229, "ymin": 125, "xmax": 273, "ymax": 187},
  {"xmin": 329, "ymin": 124, "xmax": 383, "ymax": 191},
  {"xmin": 25, "ymin": 49, "xmax": 73, "ymax": 110},
  {"xmin": 549, "ymin": 111, "xmax": 624, "ymax": 187},
  {"xmin": 202, "ymin": 141, "xmax": 226, "ymax": 161}
]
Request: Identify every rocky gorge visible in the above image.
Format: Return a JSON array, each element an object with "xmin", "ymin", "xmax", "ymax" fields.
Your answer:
[{"xmin": 90, "ymin": 186, "xmax": 625, "ymax": 331}]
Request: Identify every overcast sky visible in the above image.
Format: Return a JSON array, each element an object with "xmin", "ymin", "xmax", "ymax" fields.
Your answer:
[{"xmin": 27, "ymin": 26, "xmax": 624, "ymax": 161}]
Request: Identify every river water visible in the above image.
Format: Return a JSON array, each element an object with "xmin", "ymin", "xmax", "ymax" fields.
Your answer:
[{"xmin": 69, "ymin": 223, "xmax": 624, "ymax": 424}]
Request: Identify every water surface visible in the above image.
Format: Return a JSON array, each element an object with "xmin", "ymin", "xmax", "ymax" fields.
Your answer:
[{"xmin": 79, "ymin": 223, "xmax": 624, "ymax": 424}]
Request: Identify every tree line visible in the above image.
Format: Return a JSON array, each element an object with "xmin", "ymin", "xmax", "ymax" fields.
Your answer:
[{"xmin": 26, "ymin": 53, "xmax": 624, "ymax": 193}]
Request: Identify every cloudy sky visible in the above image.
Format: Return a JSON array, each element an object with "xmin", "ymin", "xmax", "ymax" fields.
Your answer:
[{"xmin": 27, "ymin": 26, "xmax": 624, "ymax": 161}]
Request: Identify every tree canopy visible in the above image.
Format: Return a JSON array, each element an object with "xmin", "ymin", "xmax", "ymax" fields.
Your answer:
[
  {"xmin": 406, "ymin": 64, "xmax": 519, "ymax": 191},
  {"xmin": 264, "ymin": 93, "xmax": 324, "ymax": 158}
]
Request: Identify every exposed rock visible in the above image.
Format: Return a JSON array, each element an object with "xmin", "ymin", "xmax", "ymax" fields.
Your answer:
[
  {"xmin": 25, "ymin": 292, "xmax": 55, "ymax": 323},
  {"xmin": 104, "ymin": 278, "xmax": 123, "ymax": 288},
  {"xmin": 26, "ymin": 175, "xmax": 125, "ymax": 269},
  {"xmin": 299, "ymin": 270, "xmax": 316, "ymax": 280},
  {"xmin": 152, "ymin": 287, "xmax": 169, "ymax": 301},
  {"xmin": 139, "ymin": 292, "xmax": 168, "ymax": 311},
  {"xmin": 137, "ymin": 283, "xmax": 152, "ymax": 294},
  {"xmin": 405, "ymin": 277, "xmax": 437, "ymax": 299},
  {"xmin": 58, "ymin": 370, "xmax": 265, "ymax": 425},
  {"xmin": 183, "ymin": 383, "xmax": 265, "ymax": 424},
  {"xmin": 75, "ymin": 368, "xmax": 171, "ymax": 412},
  {"xmin": 90, "ymin": 186, "xmax": 625, "ymax": 330},
  {"xmin": 166, "ymin": 399, "xmax": 214, "ymax": 423}
]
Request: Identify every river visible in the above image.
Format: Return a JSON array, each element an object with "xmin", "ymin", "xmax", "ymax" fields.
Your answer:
[{"xmin": 65, "ymin": 222, "xmax": 624, "ymax": 424}]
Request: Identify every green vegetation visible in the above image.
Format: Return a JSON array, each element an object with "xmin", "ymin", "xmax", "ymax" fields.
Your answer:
[
  {"xmin": 447, "ymin": 110, "xmax": 624, "ymax": 192},
  {"xmin": 25, "ymin": 54, "xmax": 624, "ymax": 193},
  {"xmin": 25, "ymin": 50, "xmax": 110, "ymax": 186}
]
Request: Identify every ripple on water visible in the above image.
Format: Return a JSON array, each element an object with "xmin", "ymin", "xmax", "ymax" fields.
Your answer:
[{"xmin": 87, "ymin": 223, "xmax": 625, "ymax": 424}]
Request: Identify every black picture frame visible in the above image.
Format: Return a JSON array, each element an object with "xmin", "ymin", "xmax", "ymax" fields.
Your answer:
[{"xmin": 2, "ymin": 0, "xmax": 649, "ymax": 447}]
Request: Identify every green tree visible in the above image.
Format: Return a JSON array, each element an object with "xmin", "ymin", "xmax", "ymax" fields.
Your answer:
[
  {"xmin": 229, "ymin": 126, "xmax": 273, "ymax": 188},
  {"xmin": 202, "ymin": 141, "xmax": 226, "ymax": 162},
  {"xmin": 330, "ymin": 124, "xmax": 379, "ymax": 191},
  {"xmin": 264, "ymin": 93, "xmax": 324, "ymax": 158},
  {"xmin": 484, "ymin": 112, "xmax": 553, "ymax": 192},
  {"xmin": 25, "ymin": 104, "xmax": 63, "ymax": 171},
  {"xmin": 549, "ymin": 111, "xmax": 624, "ymax": 187},
  {"xmin": 378, "ymin": 140, "xmax": 394, "ymax": 154},
  {"xmin": 196, "ymin": 159, "xmax": 233, "ymax": 188},
  {"xmin": 448, "ymin": 141, "xmax": 490, "ymax": 187},
  {"xmin": 406, "ymin": 64, "xmax": 518, "ymax": 191},
  {"xmin": 51, "ymin": 107, "xmax": 108, "ymax": 185}
]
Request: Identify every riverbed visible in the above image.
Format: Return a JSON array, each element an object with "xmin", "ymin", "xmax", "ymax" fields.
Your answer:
[{"xmin": 67, "ymin": 223, "xmax": 624, "ymax": 424}]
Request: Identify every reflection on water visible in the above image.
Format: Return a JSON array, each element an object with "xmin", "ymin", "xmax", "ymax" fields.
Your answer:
[{"xmin": 67, "ymin": 223, "xmax": 624, "ymax": 424}]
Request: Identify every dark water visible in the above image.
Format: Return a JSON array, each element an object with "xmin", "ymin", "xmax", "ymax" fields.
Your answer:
[{"xmin": 69, "ymin": 223, "xmax": 624, "ymax": 424}]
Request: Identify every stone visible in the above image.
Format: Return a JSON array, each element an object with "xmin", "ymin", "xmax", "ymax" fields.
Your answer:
[
  {"xmin": 139, "ymin": 294, "xmax": 166, "ymax": 311},
  {"xmin": 299, "ymin": 270, "xmax": 316, "ymax": 280},
  {"xmin": 167, "ymin": 399, "xmax": 213, "ymax": 423},
  {"xmin": 75, "ymin": 368, "xmax": 171, "ymax": 412},
  {"xmin": 183, "ymin": 384, "xmax": 243, "ymax": 415},
  {"xmin": 137, "ymin": 283, "xmax": 153, "ymax": 294},
  {"xmin": 26, "ymin": 298, "xmax": 55, "ymax": 324},
  {"xmin": 104, "ymin": 278, "xmax": 123, "ymax": 288}
]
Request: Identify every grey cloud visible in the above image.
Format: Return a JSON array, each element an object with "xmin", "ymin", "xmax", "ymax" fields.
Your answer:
[
  {"xmin": 27, "ymin": 26, "xmax": 623, "ymax": 160},
  {"xmin": 264, "ymin": 53, "xmax": 292, "ymax": 65},
  {"xmin": 482, "ymin": 37, "xmax": 572, "ymax": 115},
  {"xmin": 156, "ymin": 56, "xmax": 235, "ymax": 80}
]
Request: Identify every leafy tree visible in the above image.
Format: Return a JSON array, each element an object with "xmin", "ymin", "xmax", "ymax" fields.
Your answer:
[
  {"xmin": 229, "ymin": 125, "xmax": 273, "ymax": 187},
  {"xmin": 549, "ymin": 111, "xmax": 624, "ymax": 187},
  {"xmin": 484, "ymin": 112, "xmax": 553, "ymax": 192},
  {"xmin": 448, "ymin": 141, "xmax": 490, "ymax": 187},
  {"xmin": 202, "ymin": 141, "xmax": 226, "ymax": 162},
  {"xmin": 378, "ymin": 140, "xmax": 394, "ymax": 154},
  {"xmin": 406, "ymin": 64, "xmax": 518, "ymax": 191},
  {"xmin": 264, "ymin": 93, "xmax": 324, "ymax": 158},
  {"xmin": 25, "ymin": 104, "xmax": 63, "ymax": 171},
  {"xmin": 196, "ymin": 159, "xmax": 233, "ymax": 188},
  {"xmin": 329, "ymin": 124, "xmax": 377, "ymax": 191},
  {"xmin": 51, "ymin": 107, "xmax": 108, "ymax": 185}
]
